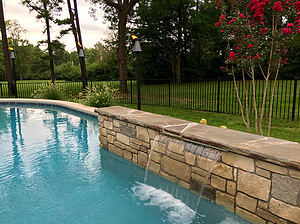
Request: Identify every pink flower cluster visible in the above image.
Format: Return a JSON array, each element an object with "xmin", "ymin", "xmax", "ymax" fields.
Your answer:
[
  {"xmin": 273, "ymin": 1, "xmax": 283, "ymax": 11},
  {"xmin": 215, "ymin": 0, "xmax": 300, "ymax": 66},
  {"xmin": 247, "ymin": 0, "xmax": 270, "ymax": 21},
  {"xmin": 230, "ymin": 51, "xmax": 236, "ymax": 62},
  {"xmin": 282, "ymin": 27, "xmax": 292, "ymax": 35},
  {"xmin": 261, "ymin": 27, "xmax": 267, "ymax": 34},
  {"xmin": 281, "ymin": 12, "xmax": 300, "ymax": 35},
  {"xmin": 216, "ymin": 14, "xmax": 226, "ymax": 27},
  {"xmin": 228, "ymin": 19, "xmax": 236, "ymax": 25},
  {"xmin": 294, "ymin": 1, "xmax": 300, "ymax": 11},
  {"xmin": 219, "ymin": 15, "xmax": 226, "ymax": 23},
  {"xmin": 296, "ymin": 13, "xmax": 300, "ymax": 33}
]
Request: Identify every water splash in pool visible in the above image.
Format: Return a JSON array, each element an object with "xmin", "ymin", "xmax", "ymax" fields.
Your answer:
[
  {"xmin": 132, "ymin": 181, "xmax": 203, "ymax": 224},
  {"xmin": 144, "ymin": 134, "xmax": 222, "ymax": 211}
]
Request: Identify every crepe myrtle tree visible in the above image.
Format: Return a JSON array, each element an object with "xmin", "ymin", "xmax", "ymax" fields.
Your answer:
[{"xmin": 215, "ymin": 0, "xmax": 300, "ymax": 136}]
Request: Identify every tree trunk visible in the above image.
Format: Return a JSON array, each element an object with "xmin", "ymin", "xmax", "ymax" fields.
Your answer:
[
  {"xmin": 0, "ymin": 0, "xmax": 14, "ymax": 96},
  {"xmin": 67, "ymin": 0, "xmax": 87, "ymax": 89},
  {"xmin": 74, "ymin": 0, "xmax": 87, "ymax": 88},
  {"xmin": 44, "ymin": 2, "xmax": 55, "ymax": 84},
  {"xmin": 250, "ymin": 67, "xmax": 258, "ymax": 135},
  {"xmin": 67, "ymin": 0, "xmax": 80, "ymax": 52},
  {"xmin": 268, "ymin": 63, "xmax": 280, "ymax": 136},
  {"xmin": 176, "ymin": 0, "xmax": 183, "ymax": 83},
  {"xmin": 232, "ymin": 66, "xmax": 250, "ymax": 131},
  {"xmin": 170, "ymin": 47, "xmax": 176, "ymax": 82},
  {"xmin": 118, "ymin": 12, "xmax": 128, "ymax": 93},
  {"xmin": 175, "ymin": 50, "xmax": 182, "ymax": 82},
  {"xmin": 102, "ymin": 0, "xmax": 138, "ymax": 93},
  {"xmin": 241, "ymin": 68, "xmax": 250, "ymax": 133},
  {"xmin": 169, "ymin": 47, "xmax": 182, "ymax": 83}
]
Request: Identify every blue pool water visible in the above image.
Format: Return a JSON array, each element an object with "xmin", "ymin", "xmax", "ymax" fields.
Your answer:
[{"xmin": 0, "ymin": 106, "xmax": 250, "ymax": 224}]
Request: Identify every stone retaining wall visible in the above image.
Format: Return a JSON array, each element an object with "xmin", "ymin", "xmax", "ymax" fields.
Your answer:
[{"xmin": 95, "ymin": 106, "xmax": 300, "ymax": 224}]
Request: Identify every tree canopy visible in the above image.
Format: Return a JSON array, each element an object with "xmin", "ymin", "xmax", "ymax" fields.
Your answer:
[
  {"xmin": 0, "ymin": 0, "xmax": 299, "ymax": 84},
  {"xmin": 21, "ymin": 0, "xmax": 64, "ymax": 83}
]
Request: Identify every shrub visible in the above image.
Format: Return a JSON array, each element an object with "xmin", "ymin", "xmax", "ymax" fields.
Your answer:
[
  {"xmin": 78, "ymin": 84, "xmax": 118, "ymax": 108},
  {"xmin": 31, "ymin": 82, "xmax": 67, "ymax": 100}
]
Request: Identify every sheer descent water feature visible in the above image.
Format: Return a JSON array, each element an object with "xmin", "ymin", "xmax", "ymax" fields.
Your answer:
[{"xmin": 144, "ymin": 134, "xmax": 222, "ymax": 211}]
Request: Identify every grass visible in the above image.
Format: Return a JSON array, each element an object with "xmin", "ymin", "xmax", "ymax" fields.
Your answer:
[
  {"xmin": 122, "ymin": 79, "xmax": 300, "ymax": 121},
  {"xmin": 120, "ymin": 104, "xmax": 300, "ymax": 143},
  {"xmin": 1, "ymin": 79, "xmax": 299, "ymax": 141}
]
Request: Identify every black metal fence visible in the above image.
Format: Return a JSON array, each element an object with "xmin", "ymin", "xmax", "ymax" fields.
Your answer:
[
  {"xmin": 124, "ymin": 78, "xmax": 300, "ymax": 121},
  {"xmin": 0, "ymin": 78, "xmax": 299, "ymax": 121}
]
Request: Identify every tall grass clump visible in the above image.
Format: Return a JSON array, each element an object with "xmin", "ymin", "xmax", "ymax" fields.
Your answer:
[
  {"xmin": 78, "ymin": 84, "xmax": 118, "ymax": 108},
  {"xmin": 31, "ymin": 82, "xmax": 67, "ymax": 100}
]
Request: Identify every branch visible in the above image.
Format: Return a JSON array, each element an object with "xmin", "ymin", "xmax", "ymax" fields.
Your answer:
[
  {"xmin": 232, "ymin": 66, "xmax": 249, "ymax": 130},
  {"xmin": 268, "ymin": 62, "xmax": 280, "ymax": 137},
  {"xmin": 162, "ymin": 57, "xmax": 171, "ymax": 64},
  {"xmin": 103, "ymin": 0, "xmax": 120, "ymax": 9},
  {"xmin": 128, "ymin": 0, "xmax": 139, "ymax": 10},
  {"xmin": 258, "ymin": 61, "xmax": 267, "ymax": 80}
]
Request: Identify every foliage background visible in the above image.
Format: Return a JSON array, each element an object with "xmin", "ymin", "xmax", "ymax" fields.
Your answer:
[{"xmin": 1, "ymin": 1, "xmax": 299, "ymax": 83}]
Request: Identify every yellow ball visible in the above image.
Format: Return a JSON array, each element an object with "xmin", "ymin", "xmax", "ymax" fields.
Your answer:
[
  {"xmin": 220, "ymin": 126, "xmax": 227, "ymax": 129},
  {"xmin": 200, "ymin": 118, "xmax": 207, "ymax": 125}
]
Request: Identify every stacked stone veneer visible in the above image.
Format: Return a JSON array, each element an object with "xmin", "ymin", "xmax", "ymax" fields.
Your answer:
[{"xmin": 95, "ymin": 106, "xmax": 300, "ymax": 224}]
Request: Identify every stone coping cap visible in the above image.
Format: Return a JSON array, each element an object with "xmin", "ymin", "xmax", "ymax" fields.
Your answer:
[
  {"xmin": 0, "ymin": 98, "xmax": 97, "ymax": 117},
  {"xmin": 95, "ymin": 106, "xmax": 300, "ymax": 170}
]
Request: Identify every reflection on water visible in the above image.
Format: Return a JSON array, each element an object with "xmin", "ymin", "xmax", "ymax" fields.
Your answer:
[{"xmin": 0, "ymin": 107, "xmax": 101, "ymax": 183}]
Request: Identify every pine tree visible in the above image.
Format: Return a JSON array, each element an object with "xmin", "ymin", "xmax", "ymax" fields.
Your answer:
[
  {"xmin": 21, "ymin": 0, "xmax": 64, "ymax": 84},
  {"xmin": 0, "ymin": 0, "xmax": 14, "ymax": 95},
  {"xmin": 90, "ymin": 0, "xmax": 139, "ymax": 93}
]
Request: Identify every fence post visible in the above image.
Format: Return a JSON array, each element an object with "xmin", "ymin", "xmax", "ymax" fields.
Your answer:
[
  {"xmin": 169, "ymin": 78, "xmax": 171, "ymax": 107},
  {"xmin": 0, "ymin": 83, "xmax": 2, "ymax": 97},
  {"xmin": 292, "ymin": 77, "xmax": 298, "ymax": 121},
  {"xmin": 130, "ymin": 79, "xmax": 133, "ymax": 104},
  {"xmin": 217, "ymin": 77, "xmax": 221, "ymax": 113}
]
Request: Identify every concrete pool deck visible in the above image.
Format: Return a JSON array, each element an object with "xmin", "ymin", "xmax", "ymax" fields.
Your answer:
[{"xmin": 0, "ymin": 98, "xmax": 97, "ymax": 117}]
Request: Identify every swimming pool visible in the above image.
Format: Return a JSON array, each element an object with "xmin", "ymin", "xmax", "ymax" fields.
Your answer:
[{"xmin": 0, "ymin": 105, "xmax": 250, "ymax": 223}]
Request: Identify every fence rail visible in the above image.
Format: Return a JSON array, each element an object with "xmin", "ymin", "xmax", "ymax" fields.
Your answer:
[{"xmin": 0, "ymin": 78, "xmax": 299, "ymax": 121}]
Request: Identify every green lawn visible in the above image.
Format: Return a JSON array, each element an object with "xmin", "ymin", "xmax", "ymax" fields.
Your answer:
[
  {"xmin": 1, "ymin": 79, "xmax": 299, "ymax": 141},
  {"xmin": 123, "ymin": 79, "xmax": 300, "ymax": 121},
  {"xmin": 120, "ymin": 104, "xmax": 300, "ymax": 143}
]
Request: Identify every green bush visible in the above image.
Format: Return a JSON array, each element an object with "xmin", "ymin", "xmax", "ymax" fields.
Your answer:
[
  {"xmin": 78, "ymin": 84, "xmax": 118, "ymax": 108},
  {"xmin": 31, "ymin": 82, "xmax": 67, "ymax": 100}
]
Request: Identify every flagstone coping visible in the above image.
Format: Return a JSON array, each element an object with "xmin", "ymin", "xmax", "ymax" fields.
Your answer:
[{"xmin": 95, "ymin": 106, "xmax": 300, "ymax": 170}]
